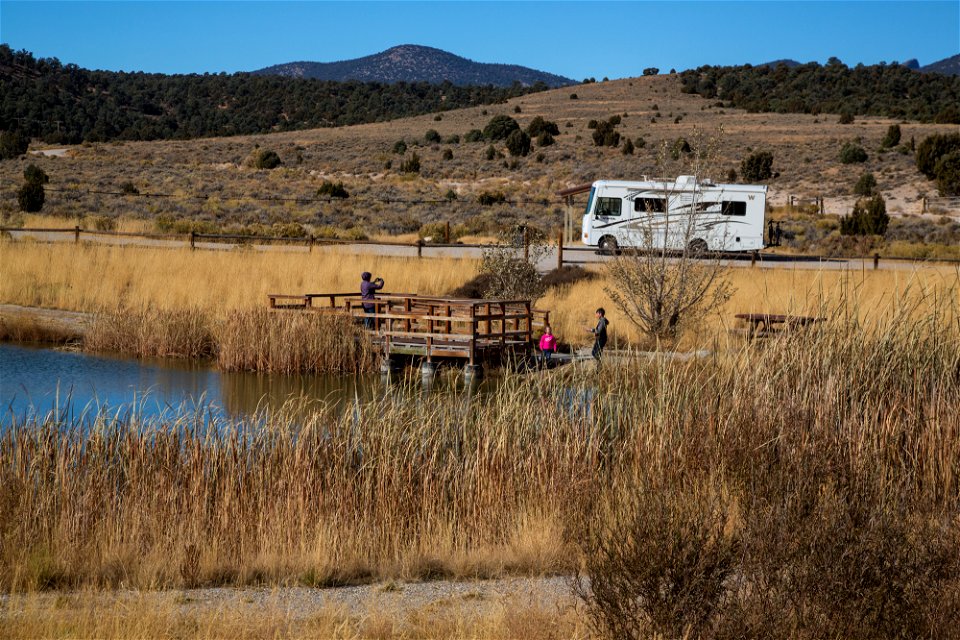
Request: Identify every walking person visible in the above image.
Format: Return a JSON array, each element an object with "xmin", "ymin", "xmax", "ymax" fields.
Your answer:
[
  {"xmin": 585, "ymin": 308, "xmax": 608, "ymax": 362},
  {"xmin": 360, "ymin": 271, "xmax": 384, "ymax": 330},
  {"xmin": 538, "ymin": 325, "xmax": 557, "ymax": 369}
]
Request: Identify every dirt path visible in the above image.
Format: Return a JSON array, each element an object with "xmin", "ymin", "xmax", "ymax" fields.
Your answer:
[
  {"xmin": 0, "ymin": 304, "xmax": 93, "ymax": 338},
  {"xmin": 0, "ymin": 575, "xmax": 576, "ymax": 621}
]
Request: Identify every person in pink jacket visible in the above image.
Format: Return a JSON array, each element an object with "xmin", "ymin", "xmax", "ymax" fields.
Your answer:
[{"xmin": 538, "ymin": 326, "xmax": 558, "ymax": 368}]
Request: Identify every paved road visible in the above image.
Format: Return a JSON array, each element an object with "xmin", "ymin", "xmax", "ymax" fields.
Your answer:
[{"xmin": 5, "ymin": 229, "xmax": 953, "ymax": 273}]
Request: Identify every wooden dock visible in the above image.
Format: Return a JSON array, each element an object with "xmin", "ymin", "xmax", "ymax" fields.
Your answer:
[{"xmin": 268, "ymin": 292, "xmax": 550, "ymax": 372}]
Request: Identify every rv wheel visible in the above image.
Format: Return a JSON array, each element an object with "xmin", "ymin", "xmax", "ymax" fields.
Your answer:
[
  {"xmin": 688, "ymin": 238, "xmax": 709, "ymax": 256},
  {"xmin": 599, "ymin": 236, "xmax": 619, "ymax": 255}
]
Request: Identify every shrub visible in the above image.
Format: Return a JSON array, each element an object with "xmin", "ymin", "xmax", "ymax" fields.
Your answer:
[
  {"xmin": 505, "ymin": 129, "xmax": 531, "ymax": 157},
  {"xmin": 441, "ymin": 148, "xmax": 453, "ymax": 160},
  {"xmin": 592, "ymin": 120, "xmax": 620, "ymax": 147},
  {"xmin": 316, "ymin": 180, "xmax": 349, "ymax": 198},
  {"xmin": 726, "ymin": 168, "xmax": 737, "ymax": 182},
  {"xmin": 621, "ymin": 138, "xmax": 634, "ymax": 155},
  {"xmin": 399, "ymin": 152, "xmax": 420, "ymax": 173},
  {"xmin": 634, "ymin": 136, "xmax": 646, "ymax": 149},
  {"xmin": 740, "ymin": 151, "xmax": 774, "ymax": 181},
  {"xmin": 424, "ymin": 129, "xmax": 441, "ymax": 143},
  {"xmin": 88, "ymin": 215, "xmax": 117, "ymax": 231},
  {"xmin": 934, "ymin": 150, "xmax": 960, "ymax": 196},
  {"xmin": 444, "ymin": 134, "xmax": 460, "ymax": 144},
  {"xmin": 23, "ymin": 164, "xmax": 49, "ymax": 185},
  {"xmin": 587, "ymin": 119, "xmax": 598, "ymax": 129},
  {"xmin": 513, "ymin": 105, "xmax": 522, "ymax": 113},
  {"xmin": 838, "ymin": 111, "xmax": 855, "ymax": 124},
  {"xmin": 392, "ymin": 140, "xmax": 407, "ymax": 154},
  {"xmin": 482, "ymin": 115, "xmax": 520, "ymax": 141},
  {"xmin": 444, "ymin": 189, "xmax": 457, "ymax": 200},
  {"xmin": 916, "ymin": 133, "xmax": 960, "ymax": 179},
  {"xmin": 670, "ymin": 137, "xmax": 691, "ymax": 159},
  {"xmin": 252, "ymin": 149, "xmax": 282, "ymax": 169},
  {"xmin": 881, "ymin": 124, "xmax": 901, "ymax": 149},
  {"xmin": 537, "ymin": 132, "xmax": 555, "ymax": 147},
  {"xmin": 464, "ymin": 129, "xmax": 483, "ymax": 143},
  {"xmin": 484, "ymin": 145, "xmax": 497, "ymax": 161},
  {"xmin": 0, "ymin": 129, "xmax": 29, "ymax": 159},
  {"xmin": 853, "ymin": 172, "xmax": 877, "ymax": 196},
  {"xmin": 526, "ymin": 116, "xmax": 559, "ymax": 137},
  {"xmin": 477, "ymin": 191, "xmax": 507, "ymax": 206},
  {"xmin": 569, "ymin": 93, "xmax": 578, "ymax": 100},
  {"xmin": 17, "ymin": 182, "xmax": 44, "ymax": 212},
  {"xmin": 119, "ymin": 181, "xmax": 139, "ymax": 195},
  {"xmin": 839, "ymin": 142, "xmax": 868, "ymax": 164},
  {"xmin": 841, "ymin": 194, "xmax": 889, "ymax": 235},
  {"xmin": 643, "ymin": 67, "xmax": 659, "ymax": 75},
  {"xmin": 607, "ymin": 114, "xmax": 622, "ymax": 126}
]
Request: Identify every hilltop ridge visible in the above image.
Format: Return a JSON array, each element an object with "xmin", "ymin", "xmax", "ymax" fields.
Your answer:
[{"xmin": 253, "ymin": 44, "xmax": 574, "ymax": 87}]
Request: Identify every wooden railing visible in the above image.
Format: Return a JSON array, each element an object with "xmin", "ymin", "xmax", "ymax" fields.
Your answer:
[{"xmin": 267, "ymin": 293, "xmax": 550, "ymax": 364}]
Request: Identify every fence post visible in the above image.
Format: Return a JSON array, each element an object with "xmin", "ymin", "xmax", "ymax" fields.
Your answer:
[
  {"xmin": 308, "ymin": 234, "xmax": 314, "ymax": 253},
  {"xmin": 444, "ymin": 221, "xmax": 450, "ymax": 243},
  {"xmin": 921, "ymin": 197, "xmax": 927, "ymax": 214},
  {"xmin": 417, "ymin": 239, "xmax": 423, "ymax": 258},
  {"xmin": 74, "ymin": 225, "xmax": 80, "ymax": 244},
  {"xmin": 190, "ymin": 230, "xmax": 196, "ymax": 251},
  {"xmin": 751, "ymin": 251, "xmax": 757, "ymax": 268},
  {"xmin": 556, "ymin": 230, "xmax": 564, "ymax": 270},
  {"xmin": 873, "ymin": 253, "xmax": 880, "ymax": 270}
]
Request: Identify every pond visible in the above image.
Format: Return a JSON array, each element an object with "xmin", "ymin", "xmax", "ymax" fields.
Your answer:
[{"xmin": 0, "ymin": 342, "xmax": 484, "ymax": 426}]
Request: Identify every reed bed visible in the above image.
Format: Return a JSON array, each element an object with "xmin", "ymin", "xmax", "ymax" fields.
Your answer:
[
  {"xmin": 3, "ymin": 308, "xmax": 959, "ymax": 636},
  {"xmin": 218, "ymin": 309, "xmax": 373, "ymax": 374},
  {"xmin": 84, "ymin": 306, "xmax": 373, "ymax": 373}
]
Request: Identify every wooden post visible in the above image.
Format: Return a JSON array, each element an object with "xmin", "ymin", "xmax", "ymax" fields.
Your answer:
[
  {"xmin": 921, "ymin": 197, "xmax": 927, "ymax": 214},
  {"xmin": 417, "ymin": 239, "xmax": 423, "ymax": 258},
  {"xmin": 444, "ymin": 221, "xmax": 450, "ymax": 243},
  {"xmin": 190, "ymin": 230, "xmax": 196, "ymax": 250},
  {"xmin": 819, "ymin": 196, "xmax": 825, "ymax": 216},
  {"xmin": 873, "ymin": 253, "xmax": 880, "ymax": 270},
  {"xmin": 74, "ymin": 225, "xmax": 80, "ymax": 244},
  {"xmin": 557, "ymin": 230, "xmax": 564, "ymax": 270},
  {"xmin": 751, "ymin": 251, "xmax": 757, "ymax": 268},
  {"xmin": 308, "ymin": 234, "xmax": 314, "ymax": 253}
]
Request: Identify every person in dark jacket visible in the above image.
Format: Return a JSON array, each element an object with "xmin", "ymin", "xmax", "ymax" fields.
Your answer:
[
  {"xmin": 360, "ymin": 272, "xmax": 384, "ymax": 329},
  {"xmin": 586, "ymin": 307, "xmax": 608, "ymax": 361}
]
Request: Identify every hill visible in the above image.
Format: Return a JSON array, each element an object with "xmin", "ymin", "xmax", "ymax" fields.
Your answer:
[
  {"xmin": 5, "ymin": 72, "xmax": 958, "ymax": 248},
  {"xmin": 678, "ymin": 60, "xmax": 960, "ymax": 122},
  {"xmin": 921, "ymin": 54, "xmax": 960, "ymax": 76},
  {"xmin": 0, "ymin": 45, "xmax": 549, "ymax": 144},
  {"xmin": 253, "ymin": 45, "xmax": 574, "ymax": 88}
]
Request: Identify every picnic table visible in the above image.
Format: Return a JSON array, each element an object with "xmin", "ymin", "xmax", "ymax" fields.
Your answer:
[{"xmin": 734, "ymin": 313, "xmax": 823, "ymax": 339}]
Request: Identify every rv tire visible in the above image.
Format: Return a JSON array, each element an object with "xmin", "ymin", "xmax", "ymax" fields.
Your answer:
[
  {"xmin": 688, "ymin": 238, "xmax": 709, "ymax": 256},
  {"xmin": 599, "ymin": 236, "xmax": 619, "ymax": 255}
]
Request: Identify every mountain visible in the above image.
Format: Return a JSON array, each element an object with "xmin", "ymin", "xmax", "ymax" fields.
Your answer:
[
  {"xmin": 920, "ymin": 54, "xmax": 960, "ymax": 76},
  {"xmin": 758, "ymin": 59, "xmax": 802, "ymax": 68},
  {"xmin": 253, "ymin": 45, "xmax": 573, "ymax": 88}
]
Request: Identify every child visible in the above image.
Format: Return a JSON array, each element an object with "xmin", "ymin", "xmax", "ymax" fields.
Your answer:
[{"xmin": 538, "ymin": 325, "xmax": 557, "ymax": 368}]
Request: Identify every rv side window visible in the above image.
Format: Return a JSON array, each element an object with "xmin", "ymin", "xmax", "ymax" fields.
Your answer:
[
  {"xmin": 722, "ymin": 201, "xmax": 747, "ymax": 216},
  {"xmin": 595, "ymin": 197, "xmax": 622, "ymax": 217},
  {"xmin": 633, "ymin": 198, "xmax": 666, "ymax": 213}
]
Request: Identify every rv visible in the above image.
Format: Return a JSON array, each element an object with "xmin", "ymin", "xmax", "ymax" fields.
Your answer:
[{"xmin": 581, "ymin": 176, "xmax": 767, "ymax": 253}]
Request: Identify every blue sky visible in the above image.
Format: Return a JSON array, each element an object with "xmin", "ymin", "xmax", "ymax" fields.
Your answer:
[{"xmin": 1, "ymin": 1, "xmax": 957, "ymax": 79}]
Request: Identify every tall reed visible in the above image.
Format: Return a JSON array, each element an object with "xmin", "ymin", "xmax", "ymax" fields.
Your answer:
[{"xmin": 3, "ymin": 308, "xmax": 958, "ymax": 619}]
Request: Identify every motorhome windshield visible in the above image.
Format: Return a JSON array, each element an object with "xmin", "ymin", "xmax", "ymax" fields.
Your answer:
[{"xmin": 584, "ymin": 187, "xmax": 596, "ymax": 216}]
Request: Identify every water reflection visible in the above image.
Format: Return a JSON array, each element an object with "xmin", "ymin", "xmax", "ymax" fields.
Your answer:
[{"xmin": 0, "ymin": 342, "xmax": 491, "ymax": 426}]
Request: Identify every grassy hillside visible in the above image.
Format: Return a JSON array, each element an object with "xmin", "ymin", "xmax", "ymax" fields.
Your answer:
[{"xmin": 2, "ymin": 74, "xmax": 957, "ymax": 253}]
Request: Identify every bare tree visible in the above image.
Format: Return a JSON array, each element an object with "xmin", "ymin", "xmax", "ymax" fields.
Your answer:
[
  {"xmin": 478, "ymin": 225, "xmax": 550, "ymax": 302},
  {"xmin": 604, "ymin": 128, "xmax": 733, "ymax": 340}
]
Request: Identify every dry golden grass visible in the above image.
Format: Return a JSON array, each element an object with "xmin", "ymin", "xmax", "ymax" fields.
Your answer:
[
  {"xmin": 3, "ymin": 239, "xmax": 958, "ymax": 353},
  {"xmin": 0, "ymin": 241, "xmax": 475, "ymax": 313}
]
